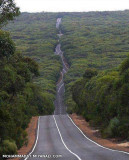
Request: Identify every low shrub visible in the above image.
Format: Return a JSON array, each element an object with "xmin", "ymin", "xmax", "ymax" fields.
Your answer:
[{"xmin": 0, "ymin": 140, "xmax": 17, "ymax": 156}]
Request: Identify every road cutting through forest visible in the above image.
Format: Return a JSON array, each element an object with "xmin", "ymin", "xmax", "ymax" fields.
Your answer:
[{"xmin": 22, "ymin": 18, "xmax": 129, "ymax": 160}]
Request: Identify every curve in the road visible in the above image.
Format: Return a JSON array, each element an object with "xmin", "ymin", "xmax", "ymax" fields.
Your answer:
[{"xmin": 54, "ymin": 18, "xmax": 68, "ymax": 115}]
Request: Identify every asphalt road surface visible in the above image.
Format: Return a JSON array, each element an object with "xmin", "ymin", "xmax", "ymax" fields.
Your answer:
[
  {"xmin": 23, "ymin": 18, "xmax": 129, "ymax": 160},
  {"xmin": 54, "ymin": 18, "xmax": 68, "ymax": 115},
  {"xmin": 24, "ymin": 115, "xmax": 129, "ymax": 160}
]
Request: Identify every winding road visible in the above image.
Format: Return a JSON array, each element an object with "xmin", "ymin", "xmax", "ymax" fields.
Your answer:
[
  {"xmin": 54, "ymin": 18, "xmax": 68, "ymax": 115},
  {"xmin": 23, "ymin": 18, "xmax": 129, "ymax": 160}
]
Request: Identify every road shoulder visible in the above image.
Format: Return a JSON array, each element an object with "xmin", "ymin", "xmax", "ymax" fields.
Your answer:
[
  {"xmin": 70, "ymin": 113, "xmax": 129, "ymax": 153},
  {"xmin": 9, "ymin": 116, "xmax": 38, "ymax": 160}
]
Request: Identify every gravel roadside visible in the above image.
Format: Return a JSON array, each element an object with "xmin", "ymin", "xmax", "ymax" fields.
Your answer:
[{"xmin": 9, "ymin": 117, "xmax": 39, "ymax": 160}]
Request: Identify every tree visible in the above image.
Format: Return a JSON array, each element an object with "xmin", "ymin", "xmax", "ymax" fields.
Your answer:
[
  {"xmin": 0, "ymin": 30, "xmax": 15, "ymax": 57},
  {"xmin": 0, "ymin": 0, "xmax": 20, "ymax": 27},
  {"xmin": 120, "ymin": 55, "xmax": 129, "ymax": 74},
  {"xmin": 83, "ymin": 68, "xmax": 98, "ymax": 79}
]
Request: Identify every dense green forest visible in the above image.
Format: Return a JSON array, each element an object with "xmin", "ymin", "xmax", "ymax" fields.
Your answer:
[
  {"xmin": 5, "ymin": 12, "xmax": 62, "ymax": 101},
  {"xmin": 72, "ymin": 58, "xmax": 129, "ymax": 139},
  {"xmin": 58, "ymin": 11, "xmax": 129, "ymax": 113},
  {"xmin": 6, "ymin": 11, "xmax": 129, "ymax": 113},
  {"xmin": 0, "ymin": 2, "xmax": 60, "ymax": 157}
]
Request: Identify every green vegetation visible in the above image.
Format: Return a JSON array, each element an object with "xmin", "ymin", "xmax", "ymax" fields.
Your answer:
[
  {"xmin": 0, "ymin": 29, "xmax": 54, "ymax": 158},
  {"xmin": 0, "ymin": 140, "xmax": 17, "ymax": 155},
  {"xmin": 72, "ymin": 56, "xmax": 129, "ymax": 139},
  {"xmin": 57, "ymin": 11, "xmax": 129, "ymax": 140},
  {"xmin": 0, "ymin": 6, "xmax": 60, "ymax": 158},
  {"xmin": 1, "ymin": 9, "xmax": 129, "ymax": 154},
  {"xmin": 5, "ymin": 12, "xmax": 62, "ymax": 100},
  {"xmin": 0, "ymin": 0, "xmax": 20, "ymax": 27},
  {"xmin": 58, "ymin": 11, "xmax": 129, "ymax": 112}
]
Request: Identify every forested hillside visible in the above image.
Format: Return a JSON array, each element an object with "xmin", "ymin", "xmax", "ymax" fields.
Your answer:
[
  {"xmin": 5, "ymin": 12, "xmax": 62, "ymax": 101},
  {"xmin": 58, "ymin": 11, "xmax": 129, "ymax": 112},
  {"xmin": 58, "ymin": 11, "xmax": 129, "ymax": 140},
  {"xmin": 6, "ymin": 11, "xmax": 129, "ymax": 113}
]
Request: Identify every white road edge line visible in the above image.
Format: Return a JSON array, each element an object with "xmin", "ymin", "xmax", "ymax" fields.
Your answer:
[
  {"xmin": 53, "ymin": 115, "xmax": 81, "ymax": 160},
  {"xmin": 24, "ymin": 117, "xmax": 40, "ymax": 160},
  {"xmin": 63, "ymin": 69, "xmax": 66, "ymax": 73},
  {"xmin": 57, "ymin": 72, "xmax": 63, "ymax": 86},
  {"xmin": 61, "ymin": 71, "xmax": 63, "ymax": 78},
  {"xmin": 62, "ymin": 59, "xmax": 69, "ymax": 70},
  {"xmin": 61, "ymin": 54, "xmax": 69, "ymax": 70},
  {"xmin": 59, "ymin": 72, "xmax": 63, "ymax": 83},
  {"xmin": 67, "ymin": 115, "xmax": 129, "ymax": 155},
  {"xmin": 58, "ymin": 83, "xmax": 64, "ymax": 93}
]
